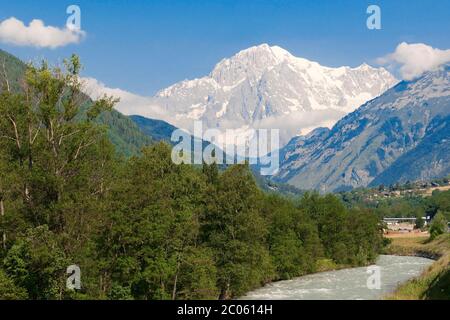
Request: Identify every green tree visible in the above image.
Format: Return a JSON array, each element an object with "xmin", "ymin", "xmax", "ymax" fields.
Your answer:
[
  {"xmin": 345, "ymin": 208, "xmax": 383, "ymax": 265},
  {"xmin": 299, "ymin": 193, "xmax": 349, "ymax": 263},
  {"xmin": 0, "ymin": 55, "xmax": 118, "ymax": 299},
  {"xmin": 415, "ymin": 214, "xmax": 425, "ymax": 230},
  {"xmin": 98, "ymin": 143, "xmax": 217, "ymax": 299},
  {"xmin": 0, "ymin": 269, "xmax": 28, "ymax": 299},
  {"xmin": 429, "ymin": 211, "xmax": 448, "ymax": 240},
  {"xmin": 3, "ymin": 225, "xmax": 68, "ymax": 299},
  {"xmin": 0, "ymin": 52, "xmax": 393, "ymax": 300},
  {"xmin": 201, "ymin": 164, "xmax": 274, "ymax": 299},
  {"xmin": 261, "ymin": 194, "xmax": 322, "ymax": 279}
]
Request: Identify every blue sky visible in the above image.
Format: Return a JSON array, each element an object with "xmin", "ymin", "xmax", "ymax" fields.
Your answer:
[{"xmin": 1, "ymin": 0, "xmax": 449, "ymax": 95}]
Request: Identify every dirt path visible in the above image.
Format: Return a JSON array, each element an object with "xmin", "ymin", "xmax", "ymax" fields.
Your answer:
[{"xmin": 384, "ymin": 231, "xmax": 429, "ymax": 238}]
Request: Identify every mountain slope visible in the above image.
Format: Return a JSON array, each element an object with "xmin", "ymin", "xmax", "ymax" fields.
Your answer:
[
  {"xmin": 96, "ymin": 111, "xmax": 153, "ymax": 157},
  {"xmin": 131, "ymin": 114, "xmax": 230, "ymax": 165},
  {"xmin": 0, "ymin": 49, "xmax": 152, "ymax": 157},
  {"xmin": 274, "ymin": 65, "xmax": 450, "ymax": 192},
  {"xmin": 130, "ymin": 115, "xmax": 178, "ymax": 143},
  {"xmin": 370, "ymin": 114, "xmax": 450, "ymax": 186},
  {"xmin": 0, "ymin": 49, "xmax": 24, "ymax": 92},
  {"xmin": 119, "ymin": 44, "xmax": 397, "ymax": 148}
]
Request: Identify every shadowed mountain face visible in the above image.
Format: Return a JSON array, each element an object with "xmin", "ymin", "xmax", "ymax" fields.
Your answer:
[
  {"xmin": 274, "ymin": 66, "xmax": 450, "ymax": 192},
  {"xmin": 130, "ymin": 115, "xmax": 178, "ymax": 143}
]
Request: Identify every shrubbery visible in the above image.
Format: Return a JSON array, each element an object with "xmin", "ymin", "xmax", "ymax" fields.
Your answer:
[{"xmin": 429, "ymin": 212, "xmax": 448, "ymax": 240}]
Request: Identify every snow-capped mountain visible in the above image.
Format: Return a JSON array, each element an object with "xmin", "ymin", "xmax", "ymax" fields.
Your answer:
[
  {"xmin": 273, "ymin": 65, "xmax": 450, "ymax": 192},
  {"xmin": 120, "ymin": 44, "xmax": 397, "ymax": 149}
]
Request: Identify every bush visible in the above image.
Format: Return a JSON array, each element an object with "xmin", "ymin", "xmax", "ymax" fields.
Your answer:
[
  {"xmin": 0, "ymin": 269, "xmax": 28, "ymax": 299},
  {"xmin": 429, "ymin": 212, "xmax": 448, "ymax": 240},
  {"xmin": 415, "ymin": 214, "xmax": 425, "ymax": 230}
]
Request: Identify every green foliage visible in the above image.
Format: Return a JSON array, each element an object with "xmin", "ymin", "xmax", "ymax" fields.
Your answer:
[
  {"xmin": 175, "ymin": 246, "xmax": 219, "ymax": 299},
  {"xmin": 340, "ymin": 185, "xmax": 450, "ymax": 237},
  {"xmin": 3, "ymin": 226, "xmax": 67, "ymax": 299},
  {"xmin": 300, "ymin": 192, "xmax": 383, "ymax": 266},
  {"xmin": 262, "ymin": 194, "xmax": 322, "ymax": 279},
  {"xmin": 130, "ymin": 115, "xmax": 178, "ymax": 143},
  {"xmin": 415, "ymin": 213, "xmax": 425, "ymax": 229},
  {"xmin": 96, "ymin": 110, "xmax": 153, "ymax": 157},
  {"xmin": 97, "ymin": 143, "xmax": 217, "ymax": 299},
  {"xmin": 108, "ymin": 284, "xmax": 133, "ymax": 300},
  {"xmin": 0, "ymin": 269, "xmax": 28, "ymax": 299},
  {"xmin": 0, "ymin": 55, "xmax": 118, "ymax": 299},
  {"xmin": 429, "ymin": 212, "xmax": 448, "ymax": 240},
  {"xmin": 427, "ymin": 191, "xmax": 450, "ymax": 221},
  {"xmin": 201, "ymin": 164, "xmax": 275, "ymax": 298},
  {"xmin": 202, "ymin": 161, "xmax": 219, "ymax": 185}
]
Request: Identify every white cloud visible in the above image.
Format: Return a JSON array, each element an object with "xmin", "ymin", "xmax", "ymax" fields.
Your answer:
[
  {"xmin": 0, "ymin": 17, "xmax": 85, "ymax": 48},
  {"xmin": 254, "ymin": 109, "xmax": 347, "ymax": 146},
  {"xmin": 81, "ymin": 77, "xmax": 171, "ymax": 123},
  {"xmin": 81, "ymin": 77, "xmax": 350, "ymax": 151},
  {"xmin": 378, "ymin": 42, "xmax": 450, "ymax": 80}
]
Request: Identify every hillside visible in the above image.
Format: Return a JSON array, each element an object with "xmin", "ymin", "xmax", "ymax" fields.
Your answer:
[
  {"xmin": 97, "ymin": 111, "xmax": 153, "ymax": 157},
  {"xmin": 0, "ymin": 49, "xmax": 152, "ymax": 157},
  {"xmin": 130, "ymin": 115, "xmax": 178, "ymax": 143},
  {"xmin": 274, "ymin": 66, "xmax": 450, "ymax": 192},
  {"xmin": 384, "ymin": 234, "xmax": 450, "ymax": 300}
]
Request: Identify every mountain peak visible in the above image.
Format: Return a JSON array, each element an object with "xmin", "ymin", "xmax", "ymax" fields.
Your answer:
[
  {"xmin": 356, "ymin": 62, "xmax": 371, "ymax": 70},
  {"xmin": 237, "ymin": 43, "xmax": 293, "ymax": 61},
  {"xmin": 141, "ymin": 44, "xmax": 397, "ymax": 150},
  {"xmin": 210, "ymin": 44, "xmax": 296, "ymax": 84}
]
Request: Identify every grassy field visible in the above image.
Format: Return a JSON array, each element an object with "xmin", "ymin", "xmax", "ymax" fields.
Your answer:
[{"xmin": 383, "ymin": 234, "xmax": 450, "ymax": 300}]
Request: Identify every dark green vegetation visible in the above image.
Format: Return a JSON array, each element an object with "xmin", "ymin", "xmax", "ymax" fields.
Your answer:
[
  {"xmin": 429, "ymin": 212, "xmax": 449, "ymax": 240},
  {"xmin": 130, "ymin": 115, "xmax": 177, "ymax": 143},
  {"xmin": 97, "ymin": 111, "xmax": 152, "ymax": 157},
  {"xmin": 0, "ymin": 55, "xmax": 384, "ymax": 299}
]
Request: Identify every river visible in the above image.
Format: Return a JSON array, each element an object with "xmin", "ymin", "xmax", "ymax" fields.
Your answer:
[{"xmin": 241, "ymin": 255, "xmax": 434, "ymax": 300}]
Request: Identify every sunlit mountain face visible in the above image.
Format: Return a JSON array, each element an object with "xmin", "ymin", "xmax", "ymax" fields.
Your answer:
[{"xmin": 274, "ymin": 65, "xmax": 450, "ymax": 192}]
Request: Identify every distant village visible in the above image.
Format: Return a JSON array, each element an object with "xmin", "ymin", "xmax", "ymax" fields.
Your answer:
[
  {"xmin": 353, "ymin": 177, "xmax": 450, "ymax": 201},
  {"xmin": 337, "ymin": 177, "xmax": 450, "ymax": 236}
]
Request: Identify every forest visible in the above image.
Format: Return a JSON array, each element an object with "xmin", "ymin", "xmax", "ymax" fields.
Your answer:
[{"xmin": 0, "ymin": 56, "xmax": 384, "ymax": 299}]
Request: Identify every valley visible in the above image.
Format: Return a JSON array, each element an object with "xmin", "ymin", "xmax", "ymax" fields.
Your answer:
[
  {"xmin": 0, "ymin": 0, "xmax": 450, "ymax": 307},
  {"xmin": 0, "ymin": 43, "xmax": 449, "ymax": 301}
]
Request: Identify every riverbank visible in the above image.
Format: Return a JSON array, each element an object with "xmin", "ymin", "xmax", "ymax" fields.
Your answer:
[
  {"xmin": 242, "ymin": 255, "xmax": 432, "ymax": 300},
  {"xmin": 383, "ymin": 234, "xmax": 450, "ymax": 299}
]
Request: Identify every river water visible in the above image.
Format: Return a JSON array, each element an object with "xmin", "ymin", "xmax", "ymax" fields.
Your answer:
[{"xmin": 241, "ymin": 255, "xmax": 433, "ymax": 300}]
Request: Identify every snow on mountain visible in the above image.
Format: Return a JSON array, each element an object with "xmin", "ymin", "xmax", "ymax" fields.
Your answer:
[
  {"xmin": 135, "ymin": 44, "xmax": 397, "ymax": 149},
  {"xmin": 85, "ymin": 44, "xmax": 397, "ymax": 151},
  {"xmin": 273, "ymin": 65, "xmax": 450, "ymax": 192}
]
